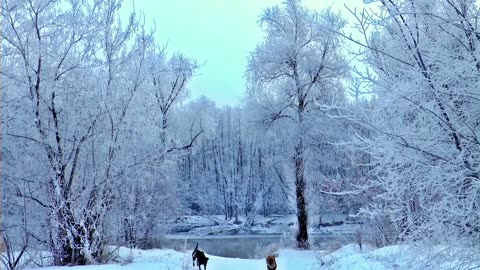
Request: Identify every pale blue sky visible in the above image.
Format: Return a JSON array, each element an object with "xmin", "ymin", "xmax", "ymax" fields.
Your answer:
[{"xmin": 121, "ymin": 0, "xmax": 363, "ymax": 106}]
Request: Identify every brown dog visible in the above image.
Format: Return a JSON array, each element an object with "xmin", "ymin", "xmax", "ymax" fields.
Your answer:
[{"xmin": 266, "ymin": 255, "xmax": 277, "ymax": 270}]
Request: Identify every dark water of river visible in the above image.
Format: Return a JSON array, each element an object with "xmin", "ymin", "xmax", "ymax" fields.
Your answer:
[{"xmin": 160, "ymin": 234, "xmax": 353, "ymax": 259}]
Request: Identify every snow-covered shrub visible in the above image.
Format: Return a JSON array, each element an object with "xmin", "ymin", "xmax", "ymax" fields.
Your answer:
[
  {"xmin": 0, "ymin": 231, "xmax": 28, "ymax": 270},
  {"xmin": 252, "ymin": 242, "xmax": 280, "ymax": 259},
  {"xmin": 359, "ymin": 215, "xmax": 397, "ymax": 248},
  {"xmin": 279, "ymin": 230, "xmax": 297, "ymax": 249}
]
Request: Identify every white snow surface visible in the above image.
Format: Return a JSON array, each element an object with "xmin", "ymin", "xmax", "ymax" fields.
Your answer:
[{"xmin": 23, "ymin": 244, "xmax": 479, "ymax": 270}]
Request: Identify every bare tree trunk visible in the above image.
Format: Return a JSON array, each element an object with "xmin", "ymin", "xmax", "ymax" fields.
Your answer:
[
  {"xmin": 294, "ymin": 138, "xmax": 309, "ymax": 249},
  {"xmin": 295, "ymin": 93, "xmax": 309, "ymax": 249}
]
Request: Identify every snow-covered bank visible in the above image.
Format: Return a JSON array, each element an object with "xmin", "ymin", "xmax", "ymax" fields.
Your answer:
[
  {"xmin": 164, "ymin": 214, "xmax": 358, "ymax": 236},
  {"xmin": 23, "ymin": 244, "xmax": 479, "ymax": 270}
]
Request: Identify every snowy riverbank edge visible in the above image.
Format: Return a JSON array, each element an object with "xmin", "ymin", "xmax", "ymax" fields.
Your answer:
[{"xmin": 22, "ymin": 243, "xmax": 479, "ymax": 270}]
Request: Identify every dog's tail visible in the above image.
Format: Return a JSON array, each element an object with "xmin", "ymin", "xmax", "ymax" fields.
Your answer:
[{"xmin": 192, "ymin": 242, "xmax": 198, "ymax": 256}]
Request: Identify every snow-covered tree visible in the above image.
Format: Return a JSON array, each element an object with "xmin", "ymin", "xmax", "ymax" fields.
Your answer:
[
  {"xmin": 1, "ymin": 0, "xmax": 199, "ymax": 264},
  {"xmin": 111, "ymin": 46, "xmax": 202, "ymax": 248},
  {"xmin": 246, "ymin": 0, "xmax": 348, "ymax": 248},
  {"xmin": 348, "ymin": 0, "xmax": 480, "ymax": 244}
]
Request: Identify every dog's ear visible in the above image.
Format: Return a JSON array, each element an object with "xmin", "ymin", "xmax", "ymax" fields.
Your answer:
[{"xmin": 273, "ymin": 252, "xmax": 279, "ymax": 258}]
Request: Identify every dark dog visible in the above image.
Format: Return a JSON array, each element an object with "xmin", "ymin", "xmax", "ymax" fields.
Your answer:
[
  {"xmin": 192, "ymin": 243, "xmax": 209, "ymax": 270},
  {"xmin": 266, "ymin": 255, "xmax": 277, "ymax": 270}
]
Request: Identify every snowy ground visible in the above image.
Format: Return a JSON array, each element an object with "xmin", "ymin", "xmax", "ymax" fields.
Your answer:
[
  {"xmin": 23, "ymin": 244, "xmax": 480, "ymax": 270},
  {"xmin": 13, "ymin": 215, "xmax": 479, "ymax": 270}
]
